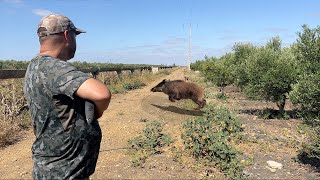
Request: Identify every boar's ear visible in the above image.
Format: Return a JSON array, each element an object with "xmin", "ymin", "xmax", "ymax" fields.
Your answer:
[{"xmin": 162, "ymin": 79, "xmax": 167, "ymax": 83}]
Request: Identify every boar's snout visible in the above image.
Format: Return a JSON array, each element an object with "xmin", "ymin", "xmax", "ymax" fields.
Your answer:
[{"xmin": 151, "ymin": 86, "xmax": 162, "ymax": 92}]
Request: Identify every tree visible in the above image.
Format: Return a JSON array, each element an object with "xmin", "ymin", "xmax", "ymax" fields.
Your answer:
[
  {"xmin": 202, "ymin": 54, "xmax": 234, "ymax": 94},
  {"xmin": 290, "ymin": 72, "xmax": 320, "ymax": 112},
  {"xmin": 293, "ymin": 24, "xmax": 320, "ymax": 74},
  {"xmin": 231, "ymin": 42, "xmax": 256, "ymax": 90},
  {"xmin": 242, "ymin": 37, "xmax": 298, "ymax": 112},
  {"xmin": 290, "ymin": 25, "xmax": 320, "ymax": 114}
]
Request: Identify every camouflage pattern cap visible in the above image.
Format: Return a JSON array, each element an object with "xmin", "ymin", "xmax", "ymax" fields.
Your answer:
[{"xmin": 37, "ymin": 14, "xmax": 86, "ymax": 37}]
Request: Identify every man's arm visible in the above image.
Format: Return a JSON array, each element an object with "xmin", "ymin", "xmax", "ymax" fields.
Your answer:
[{"xmin": 75, "ymin": 78, "xmax": 111, "ymax": 119}]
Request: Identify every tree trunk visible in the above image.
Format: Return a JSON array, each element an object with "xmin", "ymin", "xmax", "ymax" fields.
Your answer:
[{"xmin": 276, "ymin": 95, "xmax": 286, "ymax": 112}]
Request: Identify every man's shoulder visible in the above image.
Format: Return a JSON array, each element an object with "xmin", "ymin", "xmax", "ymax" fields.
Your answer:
[
  {"xmin": 42, "ymin": 56, "xmax": 73, "ymax": 68},
  {"xmin": 33, "ymin": 56, "xmax": 77, "ymax": 75},
  {"xmin": 28, "ymin": 55, "xmax": 70, "ymax": 69}
]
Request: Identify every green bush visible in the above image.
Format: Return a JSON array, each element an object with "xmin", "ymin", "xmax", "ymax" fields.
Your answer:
[
  {"xmin": 293, "ymin": 24, "xmax": 320, "ymax": 74},
  {"xmin": 181, "ymin": 105, "xmax": 244, "ymax": 179},
  {"xmin": 290, "ymin": 72, "xmax": 320, "ymax": 113},
  {"xmin": 297, "ymin": 126, "xmax": 320, "ymax": 168},
  {"xmin": 128, "ymin": 121, "xmax": 174, "ymax": 167},
  {"xmin": 290, "ymin": 25, "xmax": 320, "ymax": 117},
  {"xmin": 190, "ymin": 59, "xmax": 205, "ymax": 71},
  {"xmin": 0, "ymin": 60, "xmax": 29, "ymax": 69},
  {"xmin": 231, "ymin": 42, "xmax": 257, "ymax": 90},
  {"xmin": 201, "ymin": 54, "xmax": 234, "ymax": 94},
  {"xmin": 240, "ymin": 37, "xmax": 298, "ymax": 112},
  {"xmin": 123, "ymin": 81, "xmax": 145, "ymax": 90}
]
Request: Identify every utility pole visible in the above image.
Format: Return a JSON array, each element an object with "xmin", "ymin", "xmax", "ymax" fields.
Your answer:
[{"xmin": 188, "ymin": 23, "xmax": 192, "ymax": 70}]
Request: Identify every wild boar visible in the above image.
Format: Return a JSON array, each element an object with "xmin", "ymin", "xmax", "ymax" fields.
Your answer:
[{"xmin": 151, "ymin": 79, "xmax": 206, "ymax": 109}]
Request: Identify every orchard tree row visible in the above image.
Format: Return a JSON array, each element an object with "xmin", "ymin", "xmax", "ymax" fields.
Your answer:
[
  {"xmin": 192, "ymin": 24, "xmax": 319, "ymax": 119},
  {"xmin": 0, "ymin": 60, "xmax": 161, "ymax": 70},
  {"xmin": 191, "ymin": 24, "xmax": 320, "ymax": 166}
]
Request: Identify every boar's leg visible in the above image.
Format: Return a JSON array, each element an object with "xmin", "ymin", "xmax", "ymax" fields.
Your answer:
[
  {"xmin": 175, "ymin": 93, "xmax": 181, "ymax": 100},
  {"xmin": 168, "ymin": 95, "xmax": 176, "ymax": 102},
  {"xmin": 193, "ymin": 98, "xmax": 206, "ymax": 110},
  {"xmin": 168, "ymin": 92, "xmax": 181, "ymax": 102},
  {"xmin": 199, "ymin": 99, "xmax": 206, "ymax": 108}
]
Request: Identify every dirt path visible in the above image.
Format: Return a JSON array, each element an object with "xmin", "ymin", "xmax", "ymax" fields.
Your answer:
[{"xmin": 0, "ymin": 67, "xmax": 201, "ymax": 179}]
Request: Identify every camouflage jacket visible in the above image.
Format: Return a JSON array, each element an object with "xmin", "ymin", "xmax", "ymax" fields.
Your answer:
[{"xmin": 23, "ymin": 55, "xmax": 102, "ymax": 180}]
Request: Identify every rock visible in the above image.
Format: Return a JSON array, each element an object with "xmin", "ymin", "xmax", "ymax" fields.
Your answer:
[
  {"xmin": 267, "ymin": 160, "xmax": 283, "ymax": 169},
  {"xmin": 266, "ymin": 166, "xmax": 277, "ymax": 173},
  {"xmin": 20, "ymin": 171, "xmax": 28, "ymax": 177},
  {"xmin": 242, "ymin": 170, "xmax": 252, "ymax": 177}
]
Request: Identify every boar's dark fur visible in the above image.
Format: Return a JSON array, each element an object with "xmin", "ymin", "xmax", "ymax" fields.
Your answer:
[{"xmin": 151, "ymin": 79, "xmax": 206, "ymax": 109}]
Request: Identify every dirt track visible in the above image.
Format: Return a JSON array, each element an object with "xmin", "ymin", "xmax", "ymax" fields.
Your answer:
[{"xmin": 0, "ymin": 67, "xmax": 201, "ymax": 179}]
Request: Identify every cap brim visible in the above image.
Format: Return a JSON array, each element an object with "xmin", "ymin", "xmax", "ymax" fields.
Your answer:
[{"xmin": 75, "ymin": 28, "xmax": 86, "ymax": 35}]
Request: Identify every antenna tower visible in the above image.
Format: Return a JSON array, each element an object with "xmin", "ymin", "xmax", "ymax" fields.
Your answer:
[{"xmin": 188, "ymin": 23, "xmax": 192, "ymax": 70}]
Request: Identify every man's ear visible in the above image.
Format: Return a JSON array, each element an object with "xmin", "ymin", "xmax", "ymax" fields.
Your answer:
[
  {"xmin": 63, "ymin": 30, "xmax": 73, "ymax": 42},
  {"xmin": 63, "ymin": 30, "xmax": 69, "ymax": 42}
]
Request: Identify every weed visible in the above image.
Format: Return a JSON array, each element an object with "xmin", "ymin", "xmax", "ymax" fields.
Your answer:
[
  {"xmin": 181, "ymin": 105, "xmax": 244, "ymax": 179},
  {"xmin": 297, "ymin": 126, "xmax": 320, "ymax": 168},
  {"xmin": 139, "ymin": 118, "xmax": 148, "ymax": 122},
  {"xmin": 0, "ymin": 79, "xmax": 30, "ymax": 147},
  {"xmin": 123, "ymin": 81, "xmax": 145, "ymax": 90},
  {"xmin": 127, "ymin": 120, "xmax": 174, "ymax": 167},
  {"xmin": 215, "ymin": 92, "xmax": 228, "ymax": 101}
]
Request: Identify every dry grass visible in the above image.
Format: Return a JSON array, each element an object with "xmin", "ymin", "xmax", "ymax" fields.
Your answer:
[{"xmin": 0, "ymin": 79, "xmax": 29, "ymax": 147}]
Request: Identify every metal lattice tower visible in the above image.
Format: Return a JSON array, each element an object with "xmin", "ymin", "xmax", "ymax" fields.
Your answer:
[{"xmin": 188, "ymin": 23, "xmax": 192, "ymax": 70}]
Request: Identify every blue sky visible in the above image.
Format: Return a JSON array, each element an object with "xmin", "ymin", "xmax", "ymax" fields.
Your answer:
[{"xmin": 1, "ymin": 0, "xmax": 320, "ymax": 66}]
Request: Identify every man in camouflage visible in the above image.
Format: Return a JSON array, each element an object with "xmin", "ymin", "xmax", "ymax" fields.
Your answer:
[{"xmin": 23, "ymin": 14, "xmax": 111, "ymax": 179}]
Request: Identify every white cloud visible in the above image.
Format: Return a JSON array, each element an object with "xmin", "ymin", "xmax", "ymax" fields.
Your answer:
[
  {"xmin": 32, "ymin": 9, "xmax": 53, "ymax": 17},
  {"xmin": 307, "ymin": 13, "xmax": 320, "ymax": 19},
  {"xmin": 3, "ymin": 0, "xmax": 23, "ymax": 4}
]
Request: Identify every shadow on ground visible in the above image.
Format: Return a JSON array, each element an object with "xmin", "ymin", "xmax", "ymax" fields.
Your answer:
[
  {"xmin": 240, "ymin": 108, "xmax": 301, "ymax": 120},
  {"xmin": 151, "ymin": 104, "xmax": 204, "ymax": 116},
  {"xmin": 297, "ymin": 153, "xmax": 320, "ymax": 173}
]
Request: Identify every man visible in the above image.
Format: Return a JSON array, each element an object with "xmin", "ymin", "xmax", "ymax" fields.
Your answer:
[{"xmin": 23, "ymin": 14, "xmax": 111, "ymax": 179}]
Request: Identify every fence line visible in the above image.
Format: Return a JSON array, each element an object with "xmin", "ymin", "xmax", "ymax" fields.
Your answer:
[{"xmin": 0, "ymin": 66, "xmax": 174, "ymax": 79}]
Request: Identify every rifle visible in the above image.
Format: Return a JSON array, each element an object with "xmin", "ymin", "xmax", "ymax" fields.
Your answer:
[{"xmin": 85, "ymin": 68, "xmax": 99, "ymax": 124}]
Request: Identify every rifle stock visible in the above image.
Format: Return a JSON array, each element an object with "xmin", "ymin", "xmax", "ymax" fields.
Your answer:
[{"xmin": 85, "ymin": 68, "xmax": 99, "ymax": 124}]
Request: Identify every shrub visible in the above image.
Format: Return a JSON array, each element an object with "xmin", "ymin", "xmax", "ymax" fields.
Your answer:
[
  {"xmin": 123, "ymin": 81, "xmax": 145, "ymax": 90},
  {"xmin": 201, "ymin": 54, "xmax": 234, "ymax": 95},
  {"xmin": 293, "ymin": 24, "xmax": 320, "ymax": 74},
  {"xmin": 241, "ymin": 37, "xmax": 298, "ymax": 112},
  {"xmin": 181, "ymin": 105, "xmax": 244, "ymax": 179},
  {"xmin": 231, "ymin": 42, "xmax": 257, "ymax": 90},
  {"xmin": 297, "ymin": 126, "xmax": 320, "ymax": 168},
  {"xmin": 290, "ymin": 25, "xmax": 320, "ymax": 116},
  {"xmin": 0, "ymin": 79, "xmax": 30, "ymax": 147},
  {"xmin": 290, "ymin": 72, "xmax": 320, "ymax": 113},
  {"xmin": 128, "ymin": 121, "xmax": 174, "ymax": 167}
]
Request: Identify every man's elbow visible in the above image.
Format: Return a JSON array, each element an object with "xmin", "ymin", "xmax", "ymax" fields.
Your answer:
[
  {"xmin": 94, "ymin": 91, "xmax": 111, "ymax": 119},
  {"xmin": 98, "ymin": 90, "xmax": 112, "ymax": 107},
  {"xmin": 104, "ymin": 90, "xmax": 112, "ymax": 102}
]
